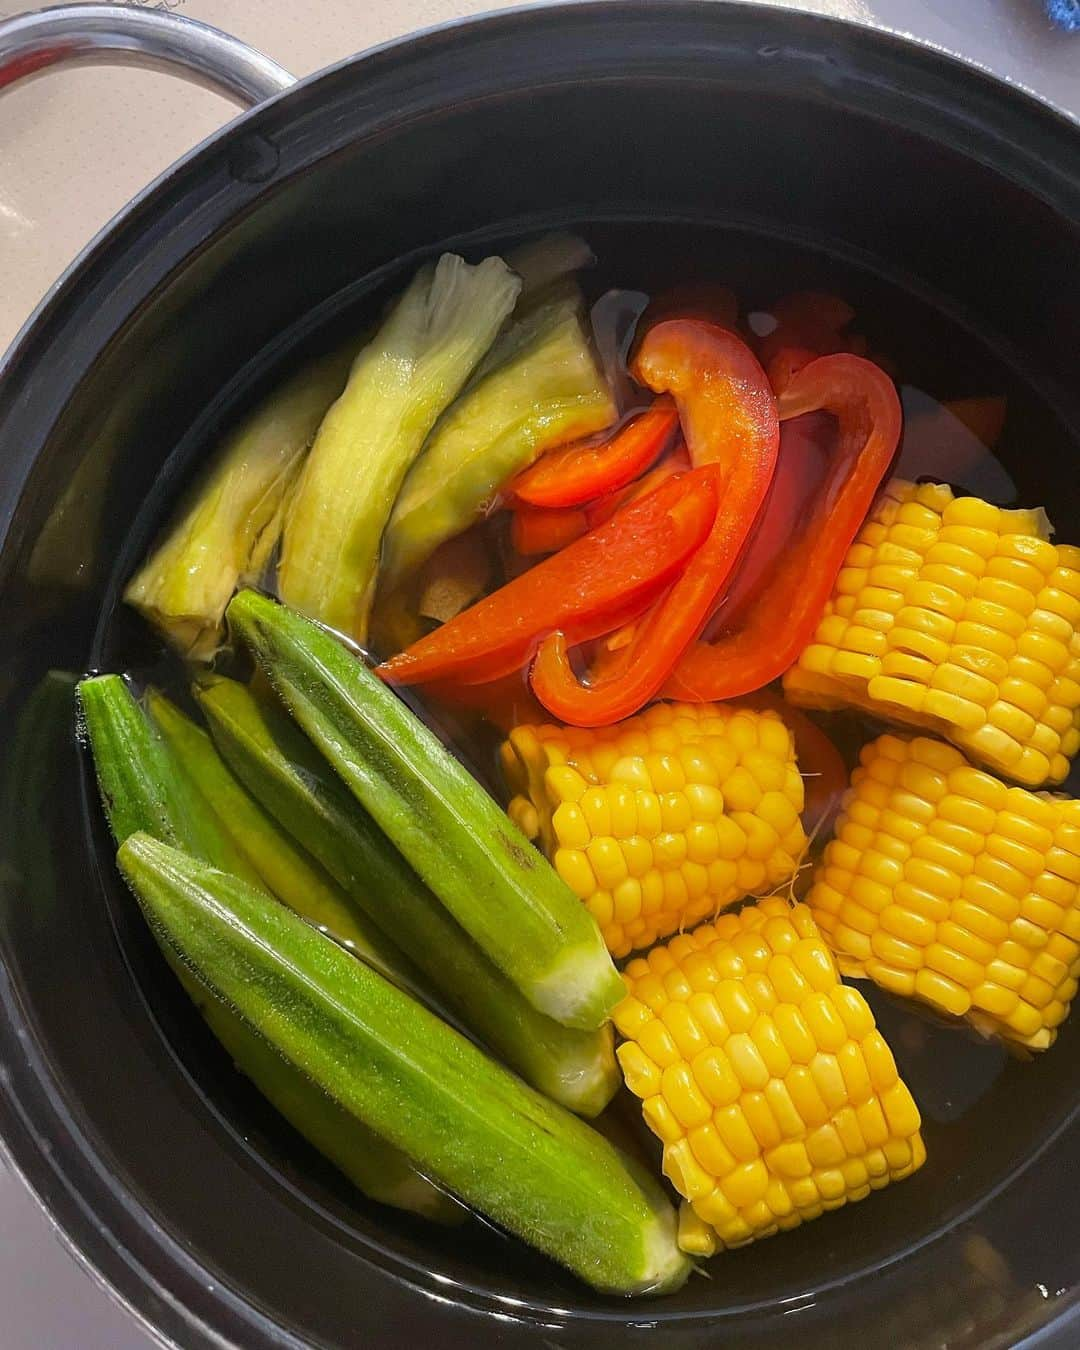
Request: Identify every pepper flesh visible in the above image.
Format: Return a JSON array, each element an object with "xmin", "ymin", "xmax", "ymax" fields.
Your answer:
[
  {"xmin": 512, "ymin": 442, "xmax": 693, "ymax": 557},
  {"xmin": 754, "ymin": 291, "xmax": 858, "ymax": 372},
  {"xmin": 530, "ymin": 320, "xmax": 779, "ymax": 726},
  {"xmin": 586, "ymin": 444, "xmax": 693, "ymax": 529},
  {"xmin": 379, "ymin": 467, "xmax": 719, "ymax": 688},
  {"xmin": 511, "ymin": 503, "xmax": 590, "ymax": 556},
  {"xmin": 665, "ymin": 354, "xmax": 901, "ymax": 702},
  {"xmin": 511, "ymin": 399, "xmax": 678, "ymax": 509}
]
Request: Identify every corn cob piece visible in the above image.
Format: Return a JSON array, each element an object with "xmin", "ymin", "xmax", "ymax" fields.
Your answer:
[
  {"xmin": 783, "ymin": 479, "xmax": 1080, "ymax": 787},
  {"xmin": 502, "ymin": 702, "xmax": 808, "ymax": 958},
  {"xmin": 614, "ymin": 897, "xmax": 925, "ymax": 1254},
  {"xmin": 807, "ymin": 733, "xmax": 1080, "ymax": 1049}
]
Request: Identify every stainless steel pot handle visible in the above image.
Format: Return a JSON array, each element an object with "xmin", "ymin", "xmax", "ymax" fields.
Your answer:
[{"xmin": 0, "ymin": 2, "xmax": 295, "ymax": 108}]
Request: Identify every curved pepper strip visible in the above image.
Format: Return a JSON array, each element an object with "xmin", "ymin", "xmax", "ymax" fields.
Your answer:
[
  {"xmin": 512, "ymin": 398, "xmax": 678, "ymax": 509},
  {"xmin": 512, "ymin": 442, "xmax": 694, "ymax": 557},
  {"xmin": 378, "ymin": 466, "xmax": 719, "ymax": 688},
  {"xmin": 529, "ymin": 321, "xmax": 779, "ymax": 726},
  {"xmin": 755, "ymin": 291, "xmax": 856, "ymax": 371},
  {"xmin": 511, "ymin": 503, "xmax": 590, "ymax": 556},
  {"xmin": 586, "ymin": 443, "xmax": 692, "ymax": 528},
  {"xmin": 664, "ymin": 353, "xmax": 902, "ymax": 703}
]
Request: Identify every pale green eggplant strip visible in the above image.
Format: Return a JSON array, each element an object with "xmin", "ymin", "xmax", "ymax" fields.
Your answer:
[
  {"xmin": 380, "ymin": 285, "xmax": 615, "ymax": 589},
  {"xmin": 195, "ymin": 674, "xmax": 618, "ymax": 1117},
  {"xmin": 226, "ymin": 590, "xmax": 624, "ymax": 1031},
  {"xmin": 77, "ymin": 675, "xmax": 460, "ymax": 1222},
  {"xmin": 125, "ymin": 346, "xmax": 354, "ymax": 662},
  {"xmin": 145, "ymin": 688, "xmax": 407, "ymax": 979},
  {"xmin": 118, "ymin": 834, "xmax": 691, "ymax": 1297},
  {"xmin": 379, "ymin": 233, "xmax": 605, "ymax": 588},
  {"xmin": 505, "ymin": 231, "xmax": 595, "ymax": 299},
  {"xmin": 278, "ymin": 253, "xmax": 520, "ymax": 643}
]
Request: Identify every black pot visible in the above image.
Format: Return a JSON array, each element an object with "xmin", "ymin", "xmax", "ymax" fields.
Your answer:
[{"xmin": 1, "ymin": 3, "xmax": 1079, "ymax": 1346}]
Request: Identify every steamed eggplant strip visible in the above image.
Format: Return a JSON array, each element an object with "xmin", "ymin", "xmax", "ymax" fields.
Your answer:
[
  {"xmin": 278, "ymin": 253, "xmax": 520, "ymax": 643},
  {"xmin": 380, "ymin": 285, "xmax": 615, "ymax": 591},
  {"xmin": 124, "ymin": 348, "xmax": 354, "ymax": 661}
]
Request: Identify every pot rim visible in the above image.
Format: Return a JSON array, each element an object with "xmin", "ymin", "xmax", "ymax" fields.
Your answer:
[{"xmin": 2, "ymin": 4, "xmax": 1080, "ymax": 1346}]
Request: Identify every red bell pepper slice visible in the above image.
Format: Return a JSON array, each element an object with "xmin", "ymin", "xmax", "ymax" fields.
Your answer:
[
  {"xmin": 585, "ymin": 443, "xmax": 692, "ymax": 529},
  {"xmin": 664, "ymin": 353, "xmax": 901, "ymax": 702},
  {"xmin": 529, "ymin": 321, "xmax": 779, "ymax": 726},
  {"xmin": 512, "ymin": 399, "xmax": 679, "ymax": 509},
  {"xmin": 377, "ymin": 466, "xmax": 719, "ymax": 688},
  {"xmin": 754, "ymin": 291, "xmax": 856, "ymax": 371},
  {"xmin": 512, "ymin": 440, "xmax": 694, "ymax": 557},
  {"xmin": 510, "ymin": 504, "xmax": 590, "ymax": 556},
  {"xmin": 695, "ymin": 411, "xmax": 834, "ymax": 633}
]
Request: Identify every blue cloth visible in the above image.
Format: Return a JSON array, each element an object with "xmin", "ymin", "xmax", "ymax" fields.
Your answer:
[{"xmin": 1046, "ymin": 0, "xmax": 1080, "ymax": 31}]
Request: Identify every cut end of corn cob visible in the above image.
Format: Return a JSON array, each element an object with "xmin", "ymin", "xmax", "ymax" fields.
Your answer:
[
  {"xmin": 783, "ymin": 479, "xmax": 1080, "ymax": 787},
  {"xmin": 614, "ymin": 897, "xmax": 925, "ymax": 1254},
  {"xmin": 807, "ymin": 733, "xmax": 1080, "ymax": 1050},
  {"xmin": 502, "ymin": 702, "xmax": 808, "ymax": 958}
]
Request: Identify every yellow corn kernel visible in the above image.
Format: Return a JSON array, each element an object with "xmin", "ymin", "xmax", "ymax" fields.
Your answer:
[
  {"xmin": 502, "ymin": 703, "xmax": 807, "ymax": 957},
  {"xmin": 617, "ymin": 898, "xmax": 925, "ymax": 1253},
  {"xmin": 617, "ymin": 1042, "xmax": 661, "ymax": 1097},
  {"xmin": 807, "ymin": 733, "xmax": 1080, "ymax": 1049},
  {"xmin": 784, "ymin": 479, "xmax": 1080, "ymax": 786},
  {"xmin": 642, "ymin": 1093, "xmax": 684, "ymax": 1144},
  {"xmin": 554, "ymin": 848, "xmax": 596, "ymax": 900}
]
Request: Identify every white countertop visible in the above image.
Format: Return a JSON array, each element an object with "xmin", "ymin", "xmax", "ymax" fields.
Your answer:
[{"xmin": 0, "ymin": 1, "xmax": 1076, "ymax": 1345}]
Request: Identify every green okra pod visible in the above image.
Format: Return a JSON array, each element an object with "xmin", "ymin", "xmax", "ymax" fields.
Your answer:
[
  {"xmin": 118, "ymin": 833, "xmax": 690, "ymax": 1297},
  {"xmin": 196, "ymin": 673, "xmax": 618, "ymax": 1116},
  {"xmin": 145, "ymin": 688, "xmax": 406, "ymax": 978},
  {"xmin": 225, "ymin": 590, "xmax": 624, "ymax": 1032},
  {"xmin": 77, "ymin": 673, "xmax": 460, "ymax": 1223}
]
